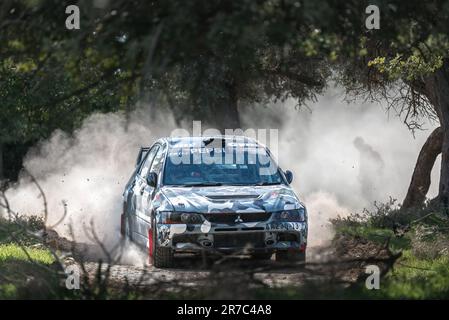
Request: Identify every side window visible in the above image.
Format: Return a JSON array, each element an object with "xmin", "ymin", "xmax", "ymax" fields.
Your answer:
[
  {"xmin": 149, "ymin": 144, "xmax": 166, "ymax": 174},
  {"xmin": 139, "ymin": 145, "xmax": 159, "ymax": 178}
]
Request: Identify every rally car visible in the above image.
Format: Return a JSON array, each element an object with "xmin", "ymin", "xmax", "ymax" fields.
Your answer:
[{"xmin": 121, "ymin": 136, "xmax": 308, "ymax": 268}]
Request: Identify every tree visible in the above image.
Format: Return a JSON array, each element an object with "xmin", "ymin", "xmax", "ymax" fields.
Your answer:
[
  {"xmin": 298, "ymin": 0, "xmax": 449, "ymax": 208},
  {"xmin": 1, "ymin": 0, "xmax": 332, "ymax": 177},
  {"xmin": 0, "ymin": 0, "xmax": 141, "ymax": 179},
  {"xmin": 4, "ymin": 1, "xmax": 331, "ymax": 126},
  {"xmin": 402, "ymin": 127, "xmax": 443, "ymax": 208},
  {"xmin": 6, "ymin": 0, "xmax": 448, "ymax": 209}
]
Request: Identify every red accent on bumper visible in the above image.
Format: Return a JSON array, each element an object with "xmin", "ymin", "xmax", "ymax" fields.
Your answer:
[{"xmin": 149, "ymin": 228, "xmax": 154, "ymax": 259}]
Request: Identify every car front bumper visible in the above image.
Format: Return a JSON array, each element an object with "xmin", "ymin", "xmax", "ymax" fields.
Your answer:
[{"xmin": 155, "ymin": 221, "xmax": 307, "ymax": 254}]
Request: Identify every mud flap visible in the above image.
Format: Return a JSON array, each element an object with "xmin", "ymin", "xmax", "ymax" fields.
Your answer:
[
  {"xmin": 148, "ymin": 228, "xmax": 154, "ymax": 260},
  {"xmin": 120, "ymin": 213, "xmax": 126, "ymax": 236}
]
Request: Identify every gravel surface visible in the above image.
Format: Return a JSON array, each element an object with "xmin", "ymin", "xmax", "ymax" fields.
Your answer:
[
  {"xmin": 80, "ymin": 246, "xmax": 337, "ymax": 289},
  {"xmin": 54, "ymin": 231, "xmax": 390, "ymax": 296}
]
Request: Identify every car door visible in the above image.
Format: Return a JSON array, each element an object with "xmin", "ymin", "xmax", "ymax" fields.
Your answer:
[
  {"xmin": 135, "ymin": 144, "xmax": 167, "ymax": 245},
  {"xmin": 131, "ymin": 144, "xmax": 160, "ymax": 246}
]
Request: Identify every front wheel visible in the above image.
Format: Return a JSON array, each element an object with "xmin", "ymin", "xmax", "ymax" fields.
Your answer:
[
  {"xmin": 121, "ymin": 213, "xmax": 133, "ymax": 241},
  {"xmin": 149, "ymin": 219, "xmax": 174, "ymax": 268},
  {"xmin": 120, "ymin": 213, "xmax": 126, "ymax": 237}
]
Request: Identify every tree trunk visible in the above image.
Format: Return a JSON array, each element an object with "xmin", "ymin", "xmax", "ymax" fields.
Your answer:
[
  {"xmin": 0, "ymin": 143, "xmax": 3, "ymax": 181},
  {"xmin": 441, "ymin": 130, "xmax": 449, "ymax": 207},
  {"xmin": 196, "ymin": 80, "xmax": 241, "ymax": 132},
  {"xmin": 425, "ymin": 66, "xmax": 449, "ymax": 208},
  {"xmin": 213, "ymin": 86, "xmax": 240, "ymax": 131},
  {"xmin": 402, "ymin": 127, "xmax": 442, "ymax": 208},
  {"xmin": 195, "ymin": 98, "xmax": 240, "ymax": 133}
]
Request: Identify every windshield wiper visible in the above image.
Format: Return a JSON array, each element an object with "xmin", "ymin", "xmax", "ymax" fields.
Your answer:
[
  {"xmin": 173, "ymin": 182, "xmax": 280, "ymax": 187},
  {"xmin": 254, "ymin": 182, "xmax": 281, "ymax": 186}
]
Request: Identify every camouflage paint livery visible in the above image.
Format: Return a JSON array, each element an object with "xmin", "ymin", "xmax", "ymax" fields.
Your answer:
[
  {"xmin": 122, "ymin": 136, "xmax": 308, "ymax": 256},
  {"xmin": 153, "ymin": 185, "xmax": 307, "ymax": 251}
]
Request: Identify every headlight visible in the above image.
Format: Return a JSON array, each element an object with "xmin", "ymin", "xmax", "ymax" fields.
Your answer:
[
  {"xmin": 274, "ymin": 208, "xmax": 305, "ymax": 222},
  {"xmin": 158, "ymin": 211, "xmax": 203, "ymax": 224}
]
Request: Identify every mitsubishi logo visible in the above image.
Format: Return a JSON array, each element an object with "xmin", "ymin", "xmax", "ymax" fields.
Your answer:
[{"xmin": 234, "ymin": 214, "xmax": 243, "ymax": 223}]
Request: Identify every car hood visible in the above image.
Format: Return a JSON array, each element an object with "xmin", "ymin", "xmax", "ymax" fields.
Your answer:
[{"xmin": 159, "ymin": 185, "xmax": 302, "ymax": 214}]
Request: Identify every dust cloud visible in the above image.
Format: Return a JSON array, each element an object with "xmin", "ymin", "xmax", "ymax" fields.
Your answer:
[
  {"xmin": 241, "ymin": 87, "xmax": 439, "ymax": 246},
  {"xmin": 3, "ymin": 110, "xmax": 177, "ymax": 264},
  {"xmin": 1, "ymin": 86, "xmax": 440, "ymax": 255}
]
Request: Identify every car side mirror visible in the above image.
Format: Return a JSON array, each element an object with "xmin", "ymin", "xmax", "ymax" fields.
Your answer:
[
  {"xmin": 146, "ymin": 172, "xmax": 158, "ymax": 187},
  {"xmin": 285, "ymin": 170, "xmax": 293, "ymax": 184}
]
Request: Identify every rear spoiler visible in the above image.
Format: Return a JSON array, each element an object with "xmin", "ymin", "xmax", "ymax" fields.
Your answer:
[{"xmin": 135, "ymin": 147, "xmax": 150, "ymax": 167}]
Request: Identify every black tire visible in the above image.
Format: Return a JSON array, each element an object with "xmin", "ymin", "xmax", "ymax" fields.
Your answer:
[
  {"xmin": 251, "ymin": 252, "xmax": 273, "ymax": 260},
  {"xmin": 120, "ymin": 213, "xmax": 126, "ymax": 238},
  {"xmin": 121, "ymin": 202, "xmax": 133, "ymax": 241},
  {"xmin": 275, "ymin": 250, "xmax": 306, "ymax": 267},
  {"xmin": 124, "ymin": 214, "xmax": 133, "ymax": 241},
  {"xmin": 151, "ymin": 219, "xmax": 174, "ymax": 268}
]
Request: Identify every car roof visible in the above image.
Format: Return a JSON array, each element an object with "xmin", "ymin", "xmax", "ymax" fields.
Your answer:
[{"xmin": 157, "ymin": 135, "xmax": 261, "ymax": 148}]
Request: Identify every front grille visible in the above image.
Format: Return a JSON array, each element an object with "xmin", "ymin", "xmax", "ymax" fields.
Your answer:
[
  {"xmin": 203, "ymin": 212, "xmax": 271, "ymax": 224},
  {"xmin": 213, "ymin": 232, "xmax": 265, "ymax": 248}
]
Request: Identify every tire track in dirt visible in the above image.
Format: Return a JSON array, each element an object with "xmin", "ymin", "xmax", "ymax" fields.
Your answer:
[{"xmin": 81, "ymin": 246, "xmax": 335, "ymax": 289}]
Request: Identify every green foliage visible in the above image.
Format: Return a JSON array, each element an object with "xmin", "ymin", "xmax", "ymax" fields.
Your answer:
[
  {"xmin": 331, "ymin": 202, "xmax": 449, "ymax": 299},
  {"xmin": 0, "ymin": 284, "xmax": 18, "ymax": 299},
  {"xmin": 367, "ymin": 53, "xmax": 444, "ymax": 82},
  {"xmin": 375, "ymin": 250, "xmax": 449, "ymax": 299},
  {"xmin": 336, "ymin": 225, "xmax": 411, "ymax": 252},
  {"xmin": 0, "ymin": 217, "xmax": 60, "ymax": 299},
  {"xmin": 0, "ymin": 243, "xmax": 54, "ymax": 264},
  {"xmin": 0, "ymin": 215, "xmax": 44, "ymax": 246},
  {"xmin": 0, "ymin": 0, "xmax": 337, "ymax": 177}
]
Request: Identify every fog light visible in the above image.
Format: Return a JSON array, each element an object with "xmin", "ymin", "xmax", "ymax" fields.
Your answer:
[{"xmin": 159, "ymin": 211, "xmax": 202, "ymax": 224}]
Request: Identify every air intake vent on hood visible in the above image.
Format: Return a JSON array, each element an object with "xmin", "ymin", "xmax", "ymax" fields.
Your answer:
[{"xmin": 205, "ymin": 194, "xmax": 259, "ymax": 200}]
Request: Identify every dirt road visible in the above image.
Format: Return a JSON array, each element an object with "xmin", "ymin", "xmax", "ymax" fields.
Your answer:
[
  {"xmin": 81, "ymin": 246, "xmax": 337, "ymax": 290},
  {"xmin": 55, "ymin": 230, "xmax": 388, "ymax": 297}
]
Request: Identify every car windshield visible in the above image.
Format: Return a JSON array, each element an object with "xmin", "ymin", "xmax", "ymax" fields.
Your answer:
[{"xmin": 163, "ymin": 145, "xmax": 283, "ymax": 186}]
